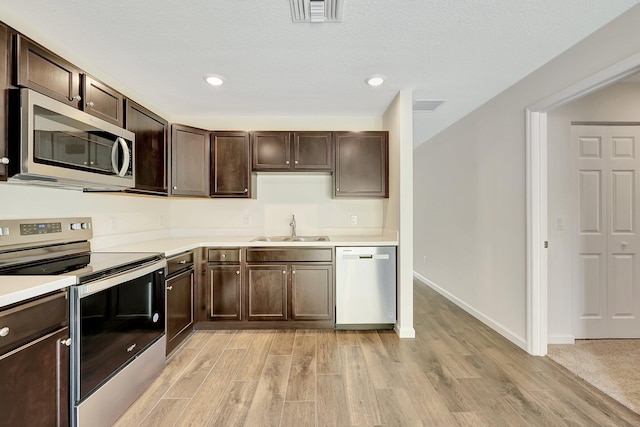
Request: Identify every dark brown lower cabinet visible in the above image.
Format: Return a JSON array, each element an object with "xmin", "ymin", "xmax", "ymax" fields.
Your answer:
[
  {"xmin": 246, "ymin": 265, "xmax": 288, "ymax": 321},
  {"xmin": 291, "ymin": 264, "xmax": 333, "ymax": 320},
  {"xmin": 166, "ymin": 269, "xmax": 194, "ymax": 355},
  {"xmin": 208, "ymin": 265, "xmax": 242, "ymax": 320}
]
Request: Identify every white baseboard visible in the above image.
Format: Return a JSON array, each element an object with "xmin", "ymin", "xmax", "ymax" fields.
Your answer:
[
  {"xmin": 413, "ymin": 271, "xmax": 527, "ymax": 351},
  {"xmin": 394, "ymin": 324, "xmax": 416, "ymax": 338},
  {"xmin": 547, "ymin": 335, "xmax": 575, "ymax": 345}
]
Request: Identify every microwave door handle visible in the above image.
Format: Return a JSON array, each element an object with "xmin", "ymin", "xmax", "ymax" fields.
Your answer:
[
  {"xmin": 117, "ymin": 137, "xmax": 130, "ymax": 177},
  {"xmin": 111, "ymin": 137, "xmax": 130, "ymax": 177}
]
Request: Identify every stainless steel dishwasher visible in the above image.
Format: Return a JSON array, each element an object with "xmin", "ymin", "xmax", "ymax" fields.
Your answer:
[{"xmin": 335, "ymin": 246, "xmax": 396, "ymax": 329}]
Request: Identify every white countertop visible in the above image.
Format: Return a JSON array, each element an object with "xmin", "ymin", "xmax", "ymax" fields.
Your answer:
[
  {"xmin": 0, "ymin": 235, "xmax": 397, "ymax": 308},
  {"xmin": 0, "ymin": 276, "xmax": 76, "ymax": 308},
  {"xmin": 106, "ymin": 235, "xmax": 398, "ymax": 257}
]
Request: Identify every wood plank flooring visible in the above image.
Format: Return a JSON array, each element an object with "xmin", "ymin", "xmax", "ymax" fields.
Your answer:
[{"xmin": 115, "ymin": 281, "xmax": 640, "ymax": 426}]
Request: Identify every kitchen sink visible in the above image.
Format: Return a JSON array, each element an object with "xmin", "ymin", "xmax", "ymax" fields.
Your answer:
[{"xmin": 251, "ymin": 235, "xmax": 330, "ymax": 242}]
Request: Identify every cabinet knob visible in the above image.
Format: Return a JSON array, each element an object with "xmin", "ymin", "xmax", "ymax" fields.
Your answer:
[
  {"xmin": 244, "ymin": 188, "xmax": 248, "ymax": 193},
  {"xmin": 86, "ymin": 101, "xmax": 95, "ymax": 107},
  {"xmin": 0, "ymin": 327, "xmax": 9, "ymax": 337},
  {"xmin": 61, "ymin": 338, "xmax": 72, "ymax": 347},
  {"xmin": 178, "ymin": 260, "xmax": 187, "ymax": 264},
  {"xmin": 236, "ymin": 270, "xmax": 240, "ymax": 275},
  {"xmin": 282, "ymin": 270, "xmax": 286, "ymax": 274},
  {"xmin": 222, "ymin": 254, "xmax": 226, "ymax": 258},
  {"xmin": 292, "ymin": 270, "xmax": 296, "ymax": 274},
  {"xmin": 166, "ymin": 286, "xmax": 173, "ymax": 291},
  {"xmin": 173, "ymin": 186, "xmax": 178, "ymax": 190},
  {"xmin": 0, "ymin": 157, "xmax": 9, "ymax": 165},
  {"xmin": 295, "ymin": 160, "xmax": 299, "ymax": 164},
  {"xmin": 285, "ymin": 160, "xmax": 290, "ymax": 164},
  {"xmin": 69, "ymin": 95, "xmax": 82, "ymax": 101}
]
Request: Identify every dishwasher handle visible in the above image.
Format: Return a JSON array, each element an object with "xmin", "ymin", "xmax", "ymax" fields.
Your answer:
[{"xmin": 342, "ymin": 254, "xmax": 390, "ymax": 260}]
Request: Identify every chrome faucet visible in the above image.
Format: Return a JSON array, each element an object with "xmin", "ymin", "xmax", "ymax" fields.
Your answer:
[{"xmin": 290, "ymin": 214, "xmax": 297, "ymax": 239}]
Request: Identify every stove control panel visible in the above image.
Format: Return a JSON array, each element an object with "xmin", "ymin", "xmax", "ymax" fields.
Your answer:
[
  {"xmin": 20, "ymin": 222, "xmax": 62, "ymax": 235},
  {"xmin": 0, "ymin": 217, "xmax": 93, "ymax": 248}
]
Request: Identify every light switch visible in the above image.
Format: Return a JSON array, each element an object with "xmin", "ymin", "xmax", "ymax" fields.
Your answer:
[{"xmin": 556, "ymin": 217, "xmax": 565, "ymax": 230}]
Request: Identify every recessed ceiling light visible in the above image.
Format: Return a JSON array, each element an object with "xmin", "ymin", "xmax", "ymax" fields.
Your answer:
[
  {"xmin": 365, "ymin": 75, "xmax": 385, "ymax": 87},
  {"xmin": 204, "ymin": 75, "xmax": 224, "ymax": 86}
]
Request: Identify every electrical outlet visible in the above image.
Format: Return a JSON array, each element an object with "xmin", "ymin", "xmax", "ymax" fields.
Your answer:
[
  {"xmin": 350, "ymin": 215, "xmax": 358, "ymax": 225},
  {"xmin": 243, "ymin": 215, "xmax": 251, "ymax": 225}
]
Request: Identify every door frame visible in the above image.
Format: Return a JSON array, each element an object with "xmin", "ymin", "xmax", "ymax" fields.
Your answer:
[{"xmin": 526, "ymin": 52, "xmax": 640, "ymax": 356}]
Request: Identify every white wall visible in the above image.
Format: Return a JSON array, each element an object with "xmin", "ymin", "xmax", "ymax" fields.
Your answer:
[
  {"xmin": 0, "ymin": 183, "xmax": 171, "ymax": 249},
  {"xmin": 413, "ymin": 4, "xmax": 640, "ymax": 351},
  {"xmin": 547, "ymin": 82, "xmax": 640, "ymax": 343},
  {"xmin": 383, "ymin": 90, "xmax": 414, "ymax": 338}
]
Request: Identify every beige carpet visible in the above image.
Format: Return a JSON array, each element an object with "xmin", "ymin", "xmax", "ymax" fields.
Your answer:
[{"xmin": 547, "ymin": 340, "xmax": 640, "ymax": 414}]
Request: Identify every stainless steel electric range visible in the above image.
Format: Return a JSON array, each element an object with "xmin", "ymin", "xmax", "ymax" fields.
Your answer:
[{"xmin": 0, "ymin": 217, "xmax": 167, "ymax": 427}]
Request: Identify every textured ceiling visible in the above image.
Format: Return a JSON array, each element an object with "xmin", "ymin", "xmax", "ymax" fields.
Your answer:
[{"xmin": 0, "ymin": 0, "xmax": 638, "ymax": 147}]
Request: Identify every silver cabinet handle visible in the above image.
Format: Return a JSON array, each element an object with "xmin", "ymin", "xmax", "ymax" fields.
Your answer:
[
  {"xmin": 61, "ymin": 338, "xmax": 72, "ymax": 347},
  {"xmin": 0, "ymin": 327, "xmax": 9, "ymax": 337},
  {"xmin": 166, "ymin": 286, "xmax": 173, "ymax": 291},
  {"xmin": 0, "ymin": 157, "xmax": 9, "ymax": 165},
  {"xmin": 69, "ymin": 95, "xmax": 82, "ymax": 101},
  {"xmin": 127, "ymin": 344, "xmax": 136, "ymax": 352},
  {"xmin": 178, "ymin": 260, "xmax": 187, "ymax": 264}
]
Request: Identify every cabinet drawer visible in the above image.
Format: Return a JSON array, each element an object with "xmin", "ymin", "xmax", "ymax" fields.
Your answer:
[
  {"xmin": 246, "ymin": 248, "xmax": 333, "ymax": 263},
  {"xmin": 0, "ymin": 290, "xmax": 68, "ymax": 356},
  {"xmin": 167, "ymin": 251, "xmax": 194, "ymax": 276},
  {"xmin": 208, "ymin": 248, "xmax": 241, "ymax": 263}
]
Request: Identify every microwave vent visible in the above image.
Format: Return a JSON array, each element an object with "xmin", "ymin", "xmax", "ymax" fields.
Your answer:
[{"xmin": 290, "ymin": 0, "xmax": 344, "ymax": 23}]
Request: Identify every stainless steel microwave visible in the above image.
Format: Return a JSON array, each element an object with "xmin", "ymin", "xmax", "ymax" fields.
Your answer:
[{"xmin": 8, "ymin": 88, "xmax": 135, "ymax": 190}]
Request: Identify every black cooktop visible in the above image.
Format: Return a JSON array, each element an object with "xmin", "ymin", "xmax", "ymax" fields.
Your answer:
[{"xmin": 0, "ymin": 251, "xmax": 163, "ymax": 284}]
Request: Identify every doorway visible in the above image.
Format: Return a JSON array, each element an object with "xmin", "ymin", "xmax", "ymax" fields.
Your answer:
[{"xmin": 526, "ymin": 52, "xmax": 640, "ymax": 356}]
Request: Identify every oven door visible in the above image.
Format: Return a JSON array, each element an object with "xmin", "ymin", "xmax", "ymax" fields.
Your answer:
[{"xmin": 70, "ymin": 260, "xmax": 165, "ymax": 403}]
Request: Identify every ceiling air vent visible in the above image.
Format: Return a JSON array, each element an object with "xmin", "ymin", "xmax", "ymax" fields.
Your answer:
[
  {"xmin": 290, "ymin": 0, "xmax": 344, "ymax": 23},
  {"xmin": 413, "ymin": 99, "xmax": 446, "ymax": 112}
]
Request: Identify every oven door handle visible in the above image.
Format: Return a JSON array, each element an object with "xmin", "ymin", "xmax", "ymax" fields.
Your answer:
[{"xmin": 77, "ymin": 259, "xmax": 166, "ymax": 298}]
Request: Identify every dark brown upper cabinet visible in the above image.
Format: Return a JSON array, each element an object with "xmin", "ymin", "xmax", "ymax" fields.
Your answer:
[
  {"xmin": 14, "ymin": 34, "xmax": 126, "ymax": 126},
  {"xmin": 293, "ymin": 131, "xmax": 333, "ymax": 171},
  {"xmin": 334, "ymin": 131, "xmax": 389, "ymax": 198},
  {"xmin": 14, "ymin": 34, "xmax": 82, "ymax": 108},
  {"xmin": 252, "ymin": 131, "xmax": 333, "ymax": 172},
  {"xmin": 125, "ymin": 100, "xmax": 168, "ymax": 194},
  {"xmin": 171, "ymin": 124, "xmax": 210, "ymax": 197},
  {"xmin": 82, "ymin": 74, "xmax": 124, "ymax": 126},
  {"xmin": 211, "ymin": 131, "xmax": 251, "ymax": 198},
  {"xmin": 252, "ymin": 131, "xmax": 290, "ymax": 171},
  {"xmin": 0, "ymin": 23, "xmax": 10, "ymax": 181}
]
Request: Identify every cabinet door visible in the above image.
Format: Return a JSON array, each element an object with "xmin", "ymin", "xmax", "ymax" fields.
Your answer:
[
  {"xmin": 82, "ymin": 74, "xmax": 124, "ymax": 126},
  {"xmin": 246, "ymin": 264, "xmax": 288, "ymax": 320},
  {"xmin": 166, "ymin": 269, "xmax": 194, "ymax": 355},
  {"xmin": 14, "ymin": 34, "xmax": 81, "ymax": 107},
  {"xmin": 171, "ymin": 124, "xmax": 210, "ymax": 196},
  {"xmin": 0, "ymin": 23, "xmax": 8, "ymax": 180},
  {"xmin": 252, "ymin": 131, "xmax": 291, "ymax": 171},
  {"xmin": 208, "ymin": 265, "xmax": 242, "ymax": 320},
  {"xmin": 0, "ymin": 328, "xmax": 69, "ymax": 427},
  {"xmin": 293, "ymin": 131, "xmax": 333, "ymax": 171},
  {"xmin": 334, "ymin": 131, "xmax": 389, "ymax": 198},
  {"xmin": 211, "ymin": 131, "xmax": 250, "ymax": 197},
  {"xmin": 291, "ymin": 264, "xmax": 333, "ymax": 320},
  {"xmin": 125, "ymin": 100, "xmax": 168, "ymax": 194}
]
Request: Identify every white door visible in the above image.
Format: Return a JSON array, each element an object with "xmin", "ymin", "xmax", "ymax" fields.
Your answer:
[{"xmin": 573, "ymin": 125, "xmax": 640, "ymax": 338}]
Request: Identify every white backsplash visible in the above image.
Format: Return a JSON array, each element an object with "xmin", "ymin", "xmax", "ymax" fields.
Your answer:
[{"xmin": 0, "ymin": 174, "xmax": 385, "ymax": 248}]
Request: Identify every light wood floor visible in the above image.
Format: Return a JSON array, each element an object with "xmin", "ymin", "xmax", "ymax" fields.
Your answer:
[{"xmin": 115, "ymin": 281, "xmax": 640, "ymax": 426}]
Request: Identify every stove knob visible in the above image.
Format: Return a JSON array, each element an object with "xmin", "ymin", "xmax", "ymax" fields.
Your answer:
[
  {"xmin": 70, "ymin": 223, "xmax": 81, "ymax": 230},
  {"xmin": 0, "ymin": 227, "xmax": 9, "ymax": 236},
  {"xmin": 81, "ymin": 222, "xmax": 91, "ymax": 229}
]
